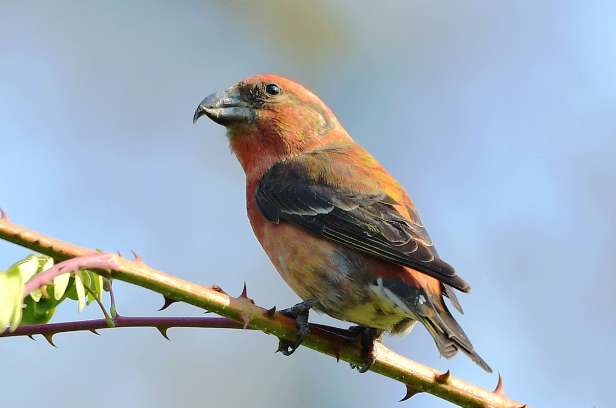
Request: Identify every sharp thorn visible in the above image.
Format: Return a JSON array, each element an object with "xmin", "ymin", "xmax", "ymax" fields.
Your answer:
[
  {"xmin": 202, "ymin": 310, "xmax": 211, "ymax": 314},
  {"xmin": 131, "ymin": 250, "xmax": 142, "ymax": 262},
  {"xmin": 89, "ymin": 329, "xmax": 100, "ymax": 335},
  {"xmin": 494, "ymin": 372, "xmax": 505, "ymax": 395},
  {"xmin": 435, "ymin": 370, "xmax": 451, "ymax": 384},
  {"xmin": 399, "ymin": 384, "xmax": 421, "ymax": 402},
  {"xmin": 43, "ymin": 333, "xmax": 57, "ymax": 347},
  {"xmin": 27, "ymin": 334, "xmax": 36, "ymax": 341},
  {"xmin": 265, "ymin": 306, "xmax": 277, "ymax": 318},
  {"xmin": 158, "ymin": 296, "xmax": 178, "ymax": 311},
  {"xmin": 211, "ymin": 284, "xmax": 226, "ymax": 294},
  {"xmin": 157, "ymin": 327, "xmax": 170, "ymax": 340},
  {"xmin": 237, "ymin": 282, "xmax": 255, "ymax": 304},
  {"xmin": 117, "ymin": 250, "xmax": 122, "ymax": 257},
  {"xmin": 0, "ymin": 208, "xmax": 9, "ymax": 222}
]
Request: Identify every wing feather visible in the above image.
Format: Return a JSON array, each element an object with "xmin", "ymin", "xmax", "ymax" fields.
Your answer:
[{"xmin": 256, "ymin": 154, "xmax": 470, "ymax": 292}]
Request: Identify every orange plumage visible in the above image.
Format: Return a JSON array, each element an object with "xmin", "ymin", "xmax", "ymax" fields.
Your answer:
[{"xmin": 194, "ymin": 74, "xmax": 491, "ymax": 372}]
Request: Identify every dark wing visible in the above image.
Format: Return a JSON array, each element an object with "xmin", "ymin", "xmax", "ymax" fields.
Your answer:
[{"xmin": 256, "ymin": 157, "xmax": 470, "ymax": 292}]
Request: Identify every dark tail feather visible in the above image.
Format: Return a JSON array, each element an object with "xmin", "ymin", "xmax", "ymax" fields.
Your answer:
[{"xmin": 421, "ymin": 294, "xmax": 492, "ymax": 373}]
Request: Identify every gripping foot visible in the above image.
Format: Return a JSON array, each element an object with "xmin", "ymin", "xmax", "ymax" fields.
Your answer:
[
  {"xmin": 348, "ymin": 326, "xmax": 383, "ymax": 373},
  {"xmin": 276, "ymin": 299, "xmax": 316, "ymax": 356}
]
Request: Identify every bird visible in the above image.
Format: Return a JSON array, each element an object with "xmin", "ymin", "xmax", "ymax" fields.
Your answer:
[{"xmin": 193, "ymin": 74, "xmax": 491, "ymax": 373}]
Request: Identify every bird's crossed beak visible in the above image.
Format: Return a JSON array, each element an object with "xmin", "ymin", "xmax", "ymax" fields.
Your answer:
[{"xmin": 193, "ymin": 85, "xmax": 255, "ymax": 126}]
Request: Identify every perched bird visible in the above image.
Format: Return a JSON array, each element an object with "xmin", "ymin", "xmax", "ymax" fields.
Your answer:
[{"xmin": 193, "ymin": 75, "xmax": 491, "ymax": 372}]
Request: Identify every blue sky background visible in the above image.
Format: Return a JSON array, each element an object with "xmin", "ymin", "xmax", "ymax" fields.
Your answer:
[{"xmin": 1, "ymin": 1, "xmax": 615, "ymax": 407}]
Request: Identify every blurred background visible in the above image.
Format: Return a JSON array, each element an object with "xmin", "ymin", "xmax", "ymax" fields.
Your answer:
[{"xmin": 1, "ymin": 1, "xmax": 614, "ymax": 406}]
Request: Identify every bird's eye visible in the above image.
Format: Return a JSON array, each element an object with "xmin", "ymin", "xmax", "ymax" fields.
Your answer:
[{"xmin": 265, "ymin": 83, "xmax": 281, "ymax": 96}]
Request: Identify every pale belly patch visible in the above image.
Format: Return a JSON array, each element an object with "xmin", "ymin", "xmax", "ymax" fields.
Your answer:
[{"xmin": 261, "ymin": 222, "xmax": 418, "ymax": 333}]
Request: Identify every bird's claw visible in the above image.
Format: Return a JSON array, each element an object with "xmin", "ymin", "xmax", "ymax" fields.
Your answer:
[
  {"xmin": 347, "ymin": 326, "xmax": 382, "ymax": 373},
  {"xmin": 276, "ymin": 299, "xmax": 315, "ymax": 356}
]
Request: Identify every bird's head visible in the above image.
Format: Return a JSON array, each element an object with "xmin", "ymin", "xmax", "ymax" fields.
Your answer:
[{"xmin": 193, "ymin": 74, "xmax": 346, "ymax": 175}]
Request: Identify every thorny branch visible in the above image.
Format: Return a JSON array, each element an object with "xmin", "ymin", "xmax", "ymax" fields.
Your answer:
[
  {"xmin": 1, "ymin": 316, "xmax": 248, "ymax": 345},
  {"xmin": 0, "ymin": 211, "xmax": 527, "ymax": 408}
]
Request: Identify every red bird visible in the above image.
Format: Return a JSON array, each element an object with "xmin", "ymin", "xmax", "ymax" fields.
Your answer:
[{"xmin": 193, "ymin": 75, "xmax": 491, "ymax": 372}]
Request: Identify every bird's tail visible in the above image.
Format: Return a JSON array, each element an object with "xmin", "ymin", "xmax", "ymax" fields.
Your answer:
[{"xmin": 418, "ymin": 293, "xmax": 492, "ymax": 373}]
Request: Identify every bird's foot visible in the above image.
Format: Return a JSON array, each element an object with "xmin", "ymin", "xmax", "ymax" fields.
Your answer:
[
  {"xmin": 276, "ymin": 299, "xmax": 316, "ymax": 356},
  {"xmin": 347, "ymin": 326, "xmax": 383, "ymax": 373}
]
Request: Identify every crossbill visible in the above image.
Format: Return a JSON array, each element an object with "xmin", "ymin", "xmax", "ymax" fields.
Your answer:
[{"xmin": 193, "ymin": 75, "xmax": 491, "ymax": 372}]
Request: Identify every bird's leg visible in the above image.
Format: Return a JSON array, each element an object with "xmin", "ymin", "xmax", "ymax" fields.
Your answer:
[
  {"xmin": 347, "ymin": 326, "xmax": 383, "ymax": 373},
  {"xmin": 276, "ymin": 299, "xmax": 316, "ymax": 356}
]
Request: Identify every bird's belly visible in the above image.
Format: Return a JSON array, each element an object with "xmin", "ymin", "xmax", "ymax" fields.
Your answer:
[{"xmin": 258, "ymin": 221, "xmax": 414, "ymax": 332}]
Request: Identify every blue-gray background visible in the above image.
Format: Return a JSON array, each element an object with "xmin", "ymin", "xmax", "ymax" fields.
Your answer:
[{"xmin": 1, "ymin": 1, "xmax": 614, "ymax": 407}]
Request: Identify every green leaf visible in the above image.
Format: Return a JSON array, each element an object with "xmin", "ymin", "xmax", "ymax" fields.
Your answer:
[
  {"xmin": 82, "ymin": 270, "xmax": 103, "ymax": 304},
  {"xmin": 7, "ymin": 255, "xmax": 55, "ymax": 303},
  {"xmin": 95, "ymin": 274, "xmax": 103, "ymax": 301},
  {"xmin": 52, "ymin": 272, "xmax": 70, "ymax": 301},
  {"xmin": 21, "ymin": 296, "xmax": 57, "ymax": 325},
  {"xmin": 37, "ymin": 255, "xmax": 53, "ymax": 272},
  {"xmin": 64, "ymin": 277, "xmax": 79, "ymax": 300},
  {"xmin": 11, "ymin": 255, "xmax": 42, "ymax": 302},
  {"xmin": 0, "ymin": 267, "xmax": 24, "ymax": 332},
  {"xmin": 74, "ymin": 271, "xmax": 86, "ymax": 312}
]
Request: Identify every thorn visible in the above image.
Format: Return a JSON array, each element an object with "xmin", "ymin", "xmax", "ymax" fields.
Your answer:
[
  {"xmin": 237, "ymin": 282, "xmax": 255, "ymax": 304},
  {"xmin": 131, "ymin": 250, "xmax": 142, "ymax": 262},
  {"xmin": 494, "ymin": 372, "xmax": 505, "ymax": 395},
  {"xmin": 202, "ymin": 310, "xmax": 211, "ymax": 314},
  {"xmin": 265, "ymin": 306, "xmax": 277, "ymax": 318},
  {"xmin": 435, "ymin": 370, "xmax": 451, "ymax": 384},
  {"xmin": 43, "ymin": 333, "xmax": 57, "ymax": 347},
  {"xmin": 116, "ymin": 250, "xmax": 122, "ymax": 257},
  {"xmin": 27, "ymin": 335, "xmax": 36, "ymax": 341},
  {"xmin": 0, "ymin": 208, "xmax": 8, "ymax": 222},
  {"xmin": 89, "ymin": 329, "xmax": 100, "ymax": 335},
  {"xmin": 158, "ymin": 296, "xmax": 178, "ymax": 311},
  {"xmin": 157, "ymin": 327, "xmax": 170, "ymax": 340},
  {"xmin": 399, "ymin": 384, "xmax": 421, "ymax": 402},
  {"xmin": 211, "ymin": 284, "xmax": 226, "ymax": 294},
  {"xmin": 238, "ymin": 312, "xmax": 251, "ymax": 329}
]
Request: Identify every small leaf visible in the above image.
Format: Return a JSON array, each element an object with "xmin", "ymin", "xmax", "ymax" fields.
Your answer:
[
  {"xmin": 37, "ymin": 255, "xmax": 54, "ymax": 274},
  {"xmin": 81, "ymin": 270, "xmax": 92, "ymax": 289},
  {"xmin": 11, "ymin": 255, "xmax": 42, "ymax": 302},
  {"xmin": 52, "ymin": 273, "xmax": 70, "ymax": 301},
  {"xmin": 21, "ymin": 296, "xmax": 57, "ymax": 325},
  {"xmin": 95, "ymin": 274, "xmax": 103, "ymax": 301},
  {"xmin": 82, "ymin": 270, "xmax": 103, "ymax": 303},
  {"xmin": 13, "ymin": 255, "xmax": 38, "ymax": 281},
  {"xmin": 74, "ymin": 271, "xmax": 86, "ymax": 312},
  {"xmin": 64, "ymin": 277, "xmax": 79, "ymax": 300},
  {"xmin": 0, "ymin": 267, "xmax": 24, "ymax": 332}
]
